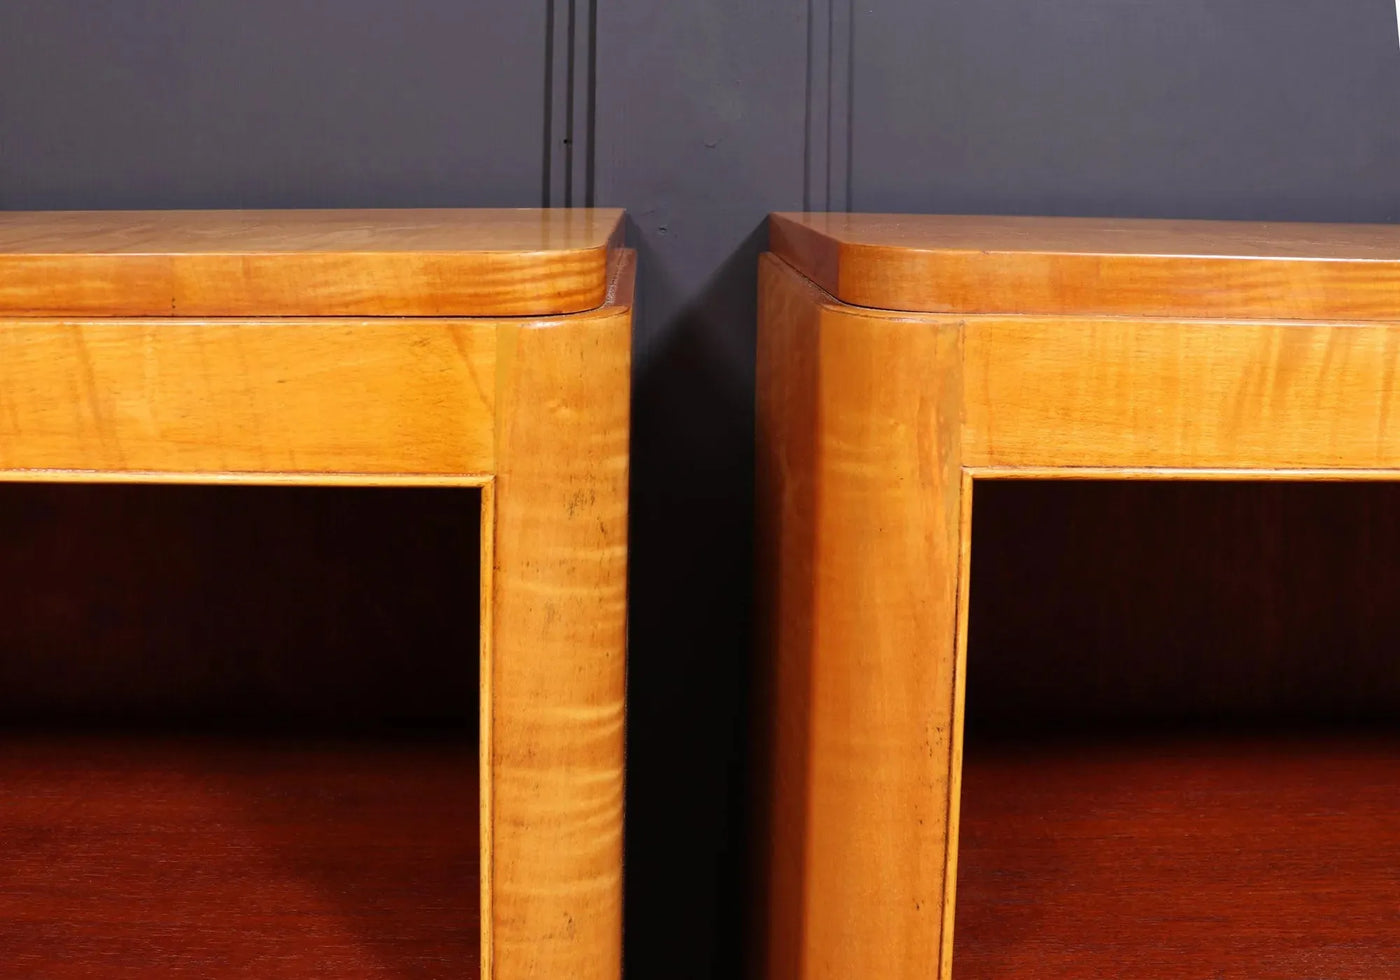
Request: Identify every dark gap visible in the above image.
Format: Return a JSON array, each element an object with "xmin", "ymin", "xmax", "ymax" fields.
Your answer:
[
  {"xmin": 0, "ymin": 483, "xmax": 479, "ymax": 732},
  {"xmin": 0, "ymin": 482, "xmax": 482, "ymax": 976},
  {"xmin": 956, "ymin": 480, "xmax": 1400, "ymax": 979},
  {"xmin": 966, "ymin": 480, "xmax": 1400, "ymax": 741}
]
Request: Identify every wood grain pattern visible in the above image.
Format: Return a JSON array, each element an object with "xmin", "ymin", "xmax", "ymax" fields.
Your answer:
[
  {"xmin": 771, "ymin": 211, "xmax": 1400, "ymax": 320},
  {"xmin": 954, "ymin": 733, "xmax": 1400, "ymax": 980},
  {"xmin": 0, "ymin": 317, "xmax": 496, "ymax": 475},
  {"xmin": 0, "ymin": 209, "xmax": 624, "ymax": 317},
  {"xmin": 0, "ymin": 210, "xmax": 633, "ymax": 980},
  {"xmin": 485, "ymin": 252, "xmax": 632, "ymax": 980},
  {"xmin": 755, "ymin": 252, "xmax": 964, "ymax": 980},
  {"xmin": 0, "ymin": 733, "xmax": 479, "ymax": 979},
  {"xmin": 963, "ymin": 314, "xmax": 1400, "ymax": 469},
  {"xmin": 756, "ymin": 212, "xmax": 1400, "ymax": 980}
]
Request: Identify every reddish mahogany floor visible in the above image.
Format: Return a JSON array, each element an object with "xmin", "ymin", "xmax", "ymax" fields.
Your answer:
[
  {"xmin": 954, "ymin": 732, "xmax": 1400, "ymax": 979},
  {"xmin": 0, "ymin": 733, "xmax": 479, "ymax": 979}
]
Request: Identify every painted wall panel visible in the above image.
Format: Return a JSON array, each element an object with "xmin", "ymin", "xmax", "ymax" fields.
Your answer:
[{"xmin": 0, "ymin": 1, "xmax": 545, "ymax": 208}]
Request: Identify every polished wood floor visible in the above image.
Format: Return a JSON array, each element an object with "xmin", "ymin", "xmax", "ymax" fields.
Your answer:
[
  {"xmin": 0, "ymin": 733, "xmax": 479, "ymax": 979},
  {"xmin": 954, "ymin": 732, "xmax": 1400, "ymax": 979}
]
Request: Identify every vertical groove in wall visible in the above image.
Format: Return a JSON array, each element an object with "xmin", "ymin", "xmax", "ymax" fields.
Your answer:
[
  {"xmin": 804, "ymin": 0, "xmax": 853, "ymax": 212},
  {"xmin": 803, "ymin": 0, "xmax": 815, "ymax": 212},
  {"xmin": 834, "ymin": 0, "xmax": 853, "ymax": 212},
  {"xmin": 543, "ymin": 0, "xmax": 596, "ymax": 208},
  {"xmin": 542, "ymin": 0, "xmax": 556, "ymax": 207},
  {"xmin": 565, "ymin": 0, "xmax": 577, "ymax": 206},
  {"xmin": 585, "ymin": 0, "xmax": 598, "ymax": 207}
]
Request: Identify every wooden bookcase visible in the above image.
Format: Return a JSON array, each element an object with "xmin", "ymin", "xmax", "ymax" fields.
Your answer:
[
  {"xmin": 755, "ymin": 212, "xmax": 1400, "ymax": 979},
  {"xmin": 0, "ymin": 208, "xmax": 631, "ymax": 980}
]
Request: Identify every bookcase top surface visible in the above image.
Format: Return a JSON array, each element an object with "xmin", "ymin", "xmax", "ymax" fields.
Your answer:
[
  {"xmin": 0, "ymin": 208, "xmax": 624, "ymax": 317},
  {"xmin": 771, "ymin": 212, "xmax": 1400, "ymax": 321}
]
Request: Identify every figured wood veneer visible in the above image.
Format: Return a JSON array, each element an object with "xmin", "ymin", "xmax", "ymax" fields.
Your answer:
[
  {"xmin": 0, "ymin": 208, "xmax": 624, "ymax": 317},
  {"xmin": 756, "ymin": 213, "xmax": 1400, "ymax": 980},
  {"xmin": 0, "ymin": 209, "xmax": 632, "ymax": 980},
  {"xmin": 771, "ymin": 211, "xmax": 1400, "ymax": 320}
]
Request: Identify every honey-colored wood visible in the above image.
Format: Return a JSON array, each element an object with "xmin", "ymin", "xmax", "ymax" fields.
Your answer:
[
  {"xmin": 0, "ymin": 209, "xmax": 624, "ymax": 317},
  {"xmin": 0, "ymin": 210, "xmax": 632, "ymax": 980},
  {"xmin": 756, "ymin": 213, "xmax": 1400, "ymax": 980},
  {"xmin": 771, "ymin": 211, "xmax": 1400, "ymax": 320},
  {"xmin": 485, "ymin": 253, "xmax": 632, "ymax": 980},
  {"xmin": 0, "ymin": 317, "xmax": 496, "ymax": 475},
  {"xmin": 963, "ymin": 315, "xmax": 1400, "ymax": 469},
  {"xmin": 755, "ymin": 252, "xmax": 964, "ymax": 980}
]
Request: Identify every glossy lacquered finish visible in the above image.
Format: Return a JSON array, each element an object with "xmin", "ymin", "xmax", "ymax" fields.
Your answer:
[
  {"xmin": 756, "ymin": 212, "xmax": 1400, "ymax": 980},
  {"xmin": 0, "ymin": 209, "xmax": 632, "ymax": 980},
  {"xmin": 771, "ymin": 211, "xmax": 1400, "ymax": 320},
  {"xmin": 0, "ymin": 208, "xmax": 624, "ymax": 317}
]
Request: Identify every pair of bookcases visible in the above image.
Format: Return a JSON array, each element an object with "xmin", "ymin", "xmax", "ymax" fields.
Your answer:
[{"xmin": 2, "ymin": 208, "xmax": 1397, "ymax": 977}]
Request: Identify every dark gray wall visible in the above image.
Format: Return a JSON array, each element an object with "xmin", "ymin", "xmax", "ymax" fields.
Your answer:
[
  {"xmin": 5, "ymin": 3, "xmax": 1400, "ymax": 977},
  {"xmin": 0, "ymin": 1, "xmax": 545, "ymax": 207},
  {"xmin": 851, "ymin": 2, "xmax": 1400, "ymax": 220},
  {"xmin": 595, "ymin": 5, "xmax": 806, "ymax": 977}
]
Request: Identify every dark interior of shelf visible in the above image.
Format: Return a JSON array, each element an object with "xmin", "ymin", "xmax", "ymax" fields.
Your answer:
[
  {"xmin": 0, "ymin": 483, "xmax": 481, "ymax": 979},
  {"xmin": 956, "ymin": 480, "xmax": 1400, "ymax": 980}
]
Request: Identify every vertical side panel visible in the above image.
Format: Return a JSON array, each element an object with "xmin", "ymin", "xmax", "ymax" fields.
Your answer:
[
  {"xmin": 755, "ymin": 253, "xmax": 822, "ymax": 980},
  {"xmin": 489, "ymin": 282, "xmax": 631, "ymax": 979},
  {"xmin": 756, "ymin": 254, "xmax": 964, "ymax": 979}
]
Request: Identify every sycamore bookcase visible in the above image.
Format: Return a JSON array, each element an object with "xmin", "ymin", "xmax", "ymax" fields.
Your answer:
[
  {"xmin": 755, "ymin": 212, "xmax": 1400, "ymax": 979},
  {"xmin": 0, "ymin": 208, "xmax": 631, "ymax": 980}
]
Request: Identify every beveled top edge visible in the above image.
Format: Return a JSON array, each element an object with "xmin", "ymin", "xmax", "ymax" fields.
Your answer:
[
  {"xmin": 772, "ymin": 212, "xmax": 1400, "ymax": 262},
  {"xmin": 0, "ymin": 208, "xmax": 625, "ymax": 256},
  {"xmin": 0, "ymin": 208, "xmax": 625, "ymax": 316},
  {"xmin": 770, "ymin": 212, "xmax": 1400, "ymax": 320}
]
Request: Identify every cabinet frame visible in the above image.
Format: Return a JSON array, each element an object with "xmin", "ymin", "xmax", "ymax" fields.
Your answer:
[
  {"xmin": 0, "ymin": 251, "xmax": 634, "ymax": 980},
  {"xmin": 756, "ymin": 247, "xmax": 1400, "ymax": 979}
]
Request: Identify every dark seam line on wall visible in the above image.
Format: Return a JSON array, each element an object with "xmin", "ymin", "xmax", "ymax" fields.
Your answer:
[
  {"xmin": 803, "ymin": 0, "xmax": 814, "ymax": 212},
  {"xmin": 845, "ymin": 1, "xmax": 854, "ymax": 212},
  {"xmin": 542, "ymin": 0, "xmax": 556, "ymax": 206},
  {"xmin": 825, "ymin": 0, "xmax": 834, "ymax": 210},
  {"xmin": 564, "ymin": 0, "xmax": 577, "ymax": 208},
  {"xmin": 585, "ymin": 0, "xmax": 598, "ymax": 207}
]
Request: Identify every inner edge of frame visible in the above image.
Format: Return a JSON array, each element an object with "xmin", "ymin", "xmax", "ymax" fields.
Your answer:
[
  {"xmin": 966, "ymin": 466, "xmax": 1400, "ymax": 481},
  {"xmin": 0, "ymin": 470, "xmax": 495, "ymax": 487}
]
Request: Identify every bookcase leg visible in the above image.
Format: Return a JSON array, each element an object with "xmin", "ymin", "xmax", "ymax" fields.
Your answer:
[
  {"xmin": 756, "ymin": 254, "xmax": 967, "ymax": 980},
  {"xmin": 486, "ymin": 308, "xmax": 631, "ymax": 980}
]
